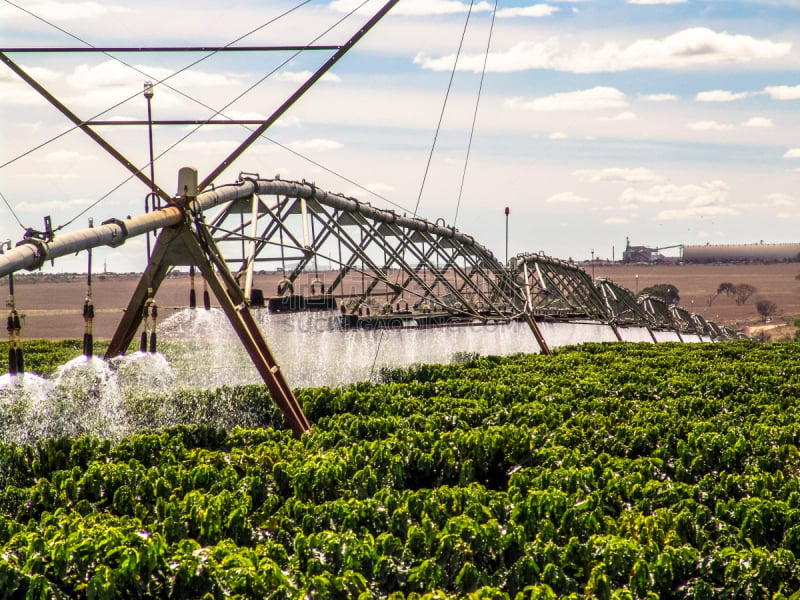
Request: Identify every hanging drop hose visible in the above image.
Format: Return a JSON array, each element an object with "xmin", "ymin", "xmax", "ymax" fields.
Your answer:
[
  {"xmin": 6, "ymin": 269, "xmax": 22, "ymax": 376},
  {"xmin": 140, "ymin": 288, "xmax": 154, "ymax": 352},
  {"xmin": 7, "ymin": 310, "xmax": 17, "ymax": 376},
  {"xmin": 189, "ymin": 265, "xmax": 197, "ymax": 309},
  {"xmin": 82, "ymin": 297, "xmax": 94, "ymax": 358},
  {"xmin": 149, "ymin": 299, "xmax": 158, "ymax": 353},
  {"xmin": 83, "ymin": 219, "xmax": 94, "ymax": 358}
]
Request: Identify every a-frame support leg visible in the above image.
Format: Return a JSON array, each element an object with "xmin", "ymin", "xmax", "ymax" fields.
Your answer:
[
  {"xmin": 106, "ymin": 221, "xmax": 310, "ymax": 437},
  {"xmin": 523, "ymin": 314, "xmax": 551, "ymax": 355}
]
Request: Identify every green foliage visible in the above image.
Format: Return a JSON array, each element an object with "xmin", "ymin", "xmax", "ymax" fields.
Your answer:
[{"xmin": 1, "ymin": 342, "xmax": 800, "ymax": 597}]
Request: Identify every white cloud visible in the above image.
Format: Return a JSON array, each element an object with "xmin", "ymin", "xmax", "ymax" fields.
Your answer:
[
  {"xmin": 66, "ymin": 61, "xmax": 243, "ymax": 92},
  {"xmin": 658, "ymin": 205, "xmax": 739, "ymax": 220},
  {"xmin": 628, "ymin": 0, "xmax": 686, "ymax": 3},
  {"xmin": 549, "ymin": 131, "xmax": 568, "ymax": 139},
  {"xmin": 415, "ymin": 27, "xmax": 791, "ymax": 74},
  {"xmin": 0, "ymin": 1, "xmax": 129, "ymax": 22},
  {"xmin": 601, "ymin": 111, "xmax": 637, "ymax": 121},
  {"xmin": 574, "ymin": 168, "xmax": 664, "ymax": 184},
  {"xmin": 505, "ymin": 87, "xmax": 627, "ymax": 111},
  {"xmin": 604, "ymin": 216, "xmax": 630, "ymax": 224},
  {"xmin": 784, "ymin": 148, "xmax": 800, "ymax": 158},
  {"xmin": 619, "ymin": 180, "xmax": 737, "ymax": 220},
  {"xmin": 769, "ymin": 193, "xmax": 794, "ymax": 207},
  {"xmin": 695, "ymin": 90, "xmax": 749, "ymax": 102},
  {"xmin": 689, "ymin": 120, "xmax": 734, "ymax": 131},
  {"xmin": 16, "ymin": 197, "xmax": 93, "ymax": 212},
  {"xmin": 497, "ymin": 5, "xmax": 559, "ymax": 18},
  {"xmin": 741, "ymin": 117, "xmax": 774, "ymax": 128},
  {"xmin": 764, "ymin": 85, "xmax": 800, "ymax": 100},
  {"xmin": 641, "ymin": 93, "xmax": 678, "ymax": 102},
  {"xmin": 546, "ymin": 191, "xmax": 591, "ymax": 204}
]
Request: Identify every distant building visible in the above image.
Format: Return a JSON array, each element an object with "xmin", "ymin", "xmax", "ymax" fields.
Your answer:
[
  {"xmin": 682, "ymin": 242, "xmax": 800, "ymax": 263},
  {"xmin": 622, "ymin": 238, "xmax": 680, "ymax": 263}
]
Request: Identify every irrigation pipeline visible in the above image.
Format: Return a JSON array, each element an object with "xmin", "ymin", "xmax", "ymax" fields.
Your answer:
[{"xmin": 0, "ymin": 177, "xmax": 489, "ymax": 279}]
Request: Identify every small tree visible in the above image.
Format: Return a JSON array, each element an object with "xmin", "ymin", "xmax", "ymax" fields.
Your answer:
[
  {"xmin": 708, "ymin": 282, "xmax": 736, "ymax": 306},
  {"xmin": 718, "ymin": 282, "xmax": 736, "ymax": 297},
  {"xmin": 755, "ymin": 299, "xmax": 778, "ymax": 321},
  {"xmin": 734, "ymin": 283, "xmax": 757, "ymax": 306}
]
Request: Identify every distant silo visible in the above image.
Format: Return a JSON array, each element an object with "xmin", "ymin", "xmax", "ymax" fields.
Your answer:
[{"xmin": 682, "ymin": 242, "xmax": 800, "ymax": 263}]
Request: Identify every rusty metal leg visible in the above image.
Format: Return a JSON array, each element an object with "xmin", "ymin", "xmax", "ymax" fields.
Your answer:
[
  {"xmin": 198, "ymin": 265, "xmax": 309, "ymax": 437},
  {"xmin": 523, "ymin": 314, "xmax": 551, "ymax": 355},
  {"xmin": 179, "ymin": 227, "xmax": 310, "ymax": 437}
]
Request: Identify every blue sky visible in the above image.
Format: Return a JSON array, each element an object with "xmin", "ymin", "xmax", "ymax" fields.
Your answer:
[{"xmin": 1, "ymin": 0, "xmax": 799, "ymax": 272}]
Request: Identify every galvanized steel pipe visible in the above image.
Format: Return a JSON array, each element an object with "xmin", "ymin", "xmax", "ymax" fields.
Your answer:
[{"xmin": 0, "ymin": 177, "xmax": 501, "ymax": 278}]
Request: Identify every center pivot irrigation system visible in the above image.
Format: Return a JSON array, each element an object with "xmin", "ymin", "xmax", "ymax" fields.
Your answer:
[{"xmin": 0, "ymin": 1, "xmax": 736, "ymax": 437}]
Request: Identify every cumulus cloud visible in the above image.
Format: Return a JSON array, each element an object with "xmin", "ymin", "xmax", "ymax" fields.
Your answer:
[
  {"xmin": 0, "ymin": 1, "xmax": 129, "ymax": 22},
  {"xmin": 574, "ymin": 168, "xmax": 664, "ymax": 184},
  {"xmin": 641, "ymin": 93, "xmax": 678, "ymax": 101},
  {"xmin": 497, "ymin": 5, "xmax": 559, "ymax": 17},
  {"xmin": 506, "ymin": 87, "xmax": 627, "ymax": 111},
  {"xmin": 414, "ymin": 27, "xmax": 791, "ymax": 74},
  {"xmin": 689, "ymin": 121, "xmax": 734, "ymax": 131},
  {"xmin": 601, "ymin": 111, "xmax": 637, "ymax": 121},
  {"xmin": 764, "ymin": 84, "xmax": 800, "ymax": 100},
  {"xmin": 695, "ymin": 90, "xmax": 749, "ymax": 102},
  {"xmin": 769, "ymin": 193, "xmax": 794, "ymax": 207},
  {"xmin": 66, "ymin": 60, "xmax": 242, "ymax": 90},
  {"xmin": 784, "ymin": 148, "xmax": 800, "ymax": 158},
  {"xmin": 619, "ymin": 180, "xmax": 737, "ymax": 220},
  {"xmin": 16, "ymin": 197, "xmax": 93, "ymax": 212},
  {"xmin": 549, "ymin": 131, "xmax": 569, "ymax": 139},
  {"xmin": 546, "ymin": 191, "xmax": 591, "ymax": 204},
  {"xmin": 741, "ymin": 117, "xmax": 773, "ymax": 128}
]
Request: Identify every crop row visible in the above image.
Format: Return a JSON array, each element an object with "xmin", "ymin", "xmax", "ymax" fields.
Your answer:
[{"xmin": 0, "ymin": 341, "xmax": 799, "ymax": 598}]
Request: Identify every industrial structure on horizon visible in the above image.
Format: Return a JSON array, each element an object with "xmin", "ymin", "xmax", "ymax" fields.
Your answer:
[{"xmin": 622, "ymin": 238, "xmax": 800, "ymax": 264}]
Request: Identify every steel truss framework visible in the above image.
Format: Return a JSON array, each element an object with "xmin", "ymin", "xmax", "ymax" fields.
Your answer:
[{"xmin": 0, "ymin": 174, "xmax": 737, "ymax": 436}]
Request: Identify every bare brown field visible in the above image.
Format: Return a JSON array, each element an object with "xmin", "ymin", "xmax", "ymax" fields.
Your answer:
[{"xmin": 5, "ymin": 262, "xmax": 800, "ymax": 341}]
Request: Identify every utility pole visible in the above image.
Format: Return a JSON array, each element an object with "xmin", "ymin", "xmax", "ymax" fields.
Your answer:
[
  {"xmin": 144, "ymin": 81, "xmax": 156, "ymax": 259},
  {"xmin": 504, "ymin": 206, "xmax": 510, "ymax": 265}
]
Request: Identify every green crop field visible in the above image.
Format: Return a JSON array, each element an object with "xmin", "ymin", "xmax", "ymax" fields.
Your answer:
[{"xmin": 1, "ymin": 341, "xmax": 800, "ymax": 598}]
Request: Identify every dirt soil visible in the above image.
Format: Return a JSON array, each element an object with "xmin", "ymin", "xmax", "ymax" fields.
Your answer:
[{"xmin": 4, "ymin": 262, "xmax": 799, "ymax": 341}]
